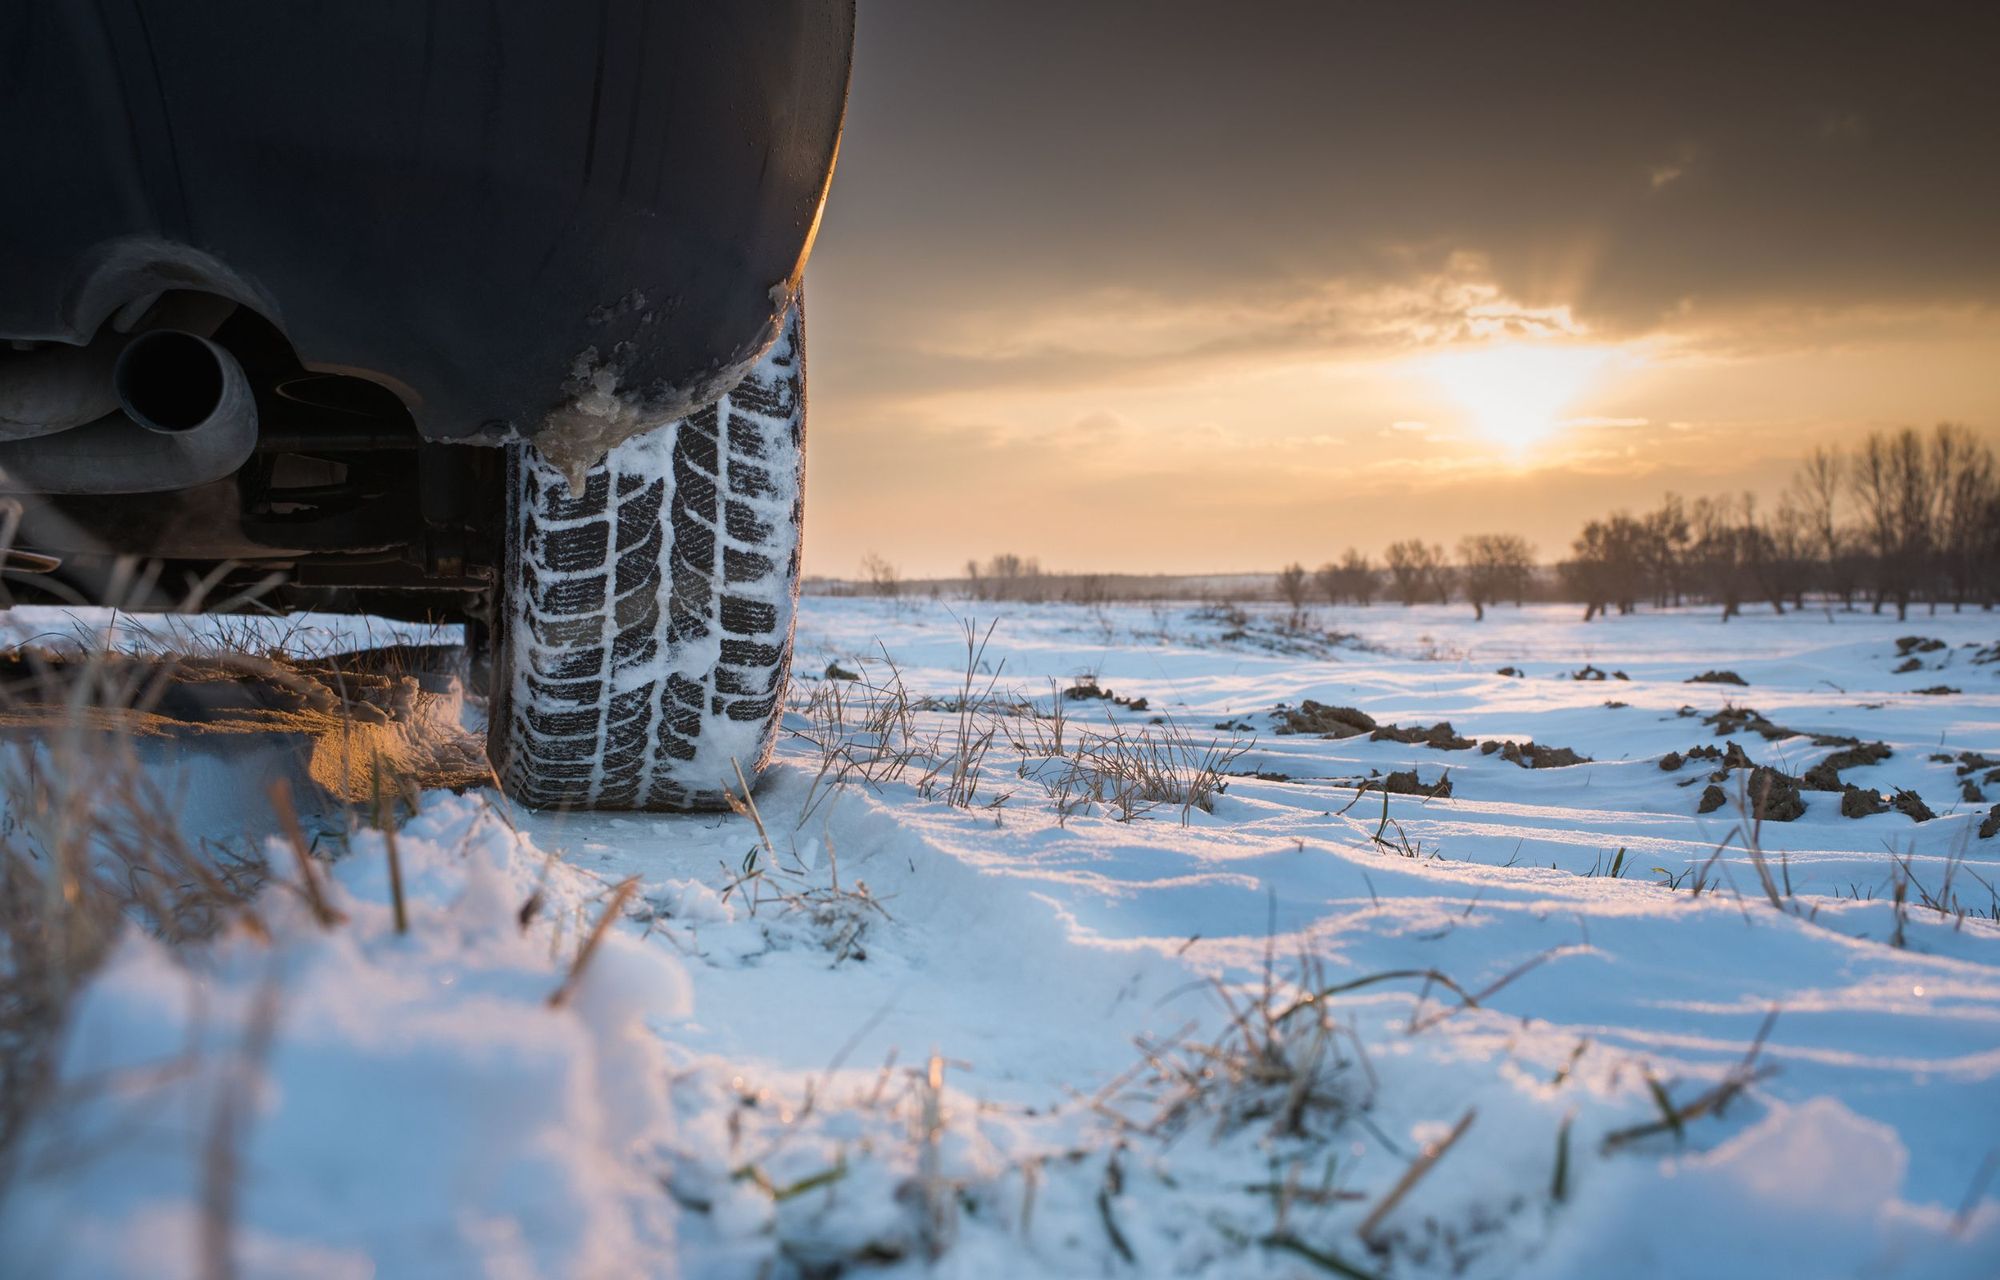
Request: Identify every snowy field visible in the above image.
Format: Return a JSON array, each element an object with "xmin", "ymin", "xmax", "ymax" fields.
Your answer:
[{"xmin": 3, "ymin": 599, "xmax": 1999, "ymax": 1278}]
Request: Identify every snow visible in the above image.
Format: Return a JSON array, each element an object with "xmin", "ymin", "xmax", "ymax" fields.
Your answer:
[
  {"xmin": 5, "ymin": 599, "xmax": 1998, "ymax": 1277},
  {"xmin": 0, "ymin": 605, "xmax": 455, "ymax": 657},
  {"xmin": 2, "ymin": 796, "xmax": 685, "ymax": 1278}
]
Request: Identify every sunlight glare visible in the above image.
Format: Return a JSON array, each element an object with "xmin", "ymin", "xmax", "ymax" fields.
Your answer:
[{"xmin": 1422, "ymin": 343, "xmax": 1614, "ymax": 450}]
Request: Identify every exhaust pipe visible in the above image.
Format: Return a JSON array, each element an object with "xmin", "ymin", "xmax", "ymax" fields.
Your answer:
[
  {"xmin": 114, "ymin": 330, "xmax": 255, "ymax": 436},
  {"xmin": 0, "ymin": 340, "xmax": 124, "ymax": 439},
  {"xmin": 0, "ymin": 331, "xmax": 259, "ymax": 494},
  {"xmin": 0, "ymin": 292, "xmax": 240, "ymax": 441}
]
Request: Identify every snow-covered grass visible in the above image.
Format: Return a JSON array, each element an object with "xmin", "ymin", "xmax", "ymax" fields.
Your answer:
[
  {"xmin": 2, "ymin": 793, "xmax": 685, "ymax": 1277},
  {"xmin": 3, "ymin": 599, "xmax": 1998, "ymax": 1277}
]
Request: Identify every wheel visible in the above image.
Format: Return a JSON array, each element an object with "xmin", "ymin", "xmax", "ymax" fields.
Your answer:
[{"xmin": 487, "ymin": 305, "xmax": 805, "ymax": 811}]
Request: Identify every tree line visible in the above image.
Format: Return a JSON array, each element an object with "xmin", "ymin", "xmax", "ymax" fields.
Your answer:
[
  {"xmin": 1277, "ymin": 423, "xmax": 1999, "ymax": 622},
  {"xmin": 1277, "ymin": 533, "xmax": 1534, "ymax": 621}
]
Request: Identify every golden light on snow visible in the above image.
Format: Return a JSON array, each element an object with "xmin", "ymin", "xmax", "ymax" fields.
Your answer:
[{"xmin": 1420, "ymin": 343, "xmax": 1616, "ymax": 451}]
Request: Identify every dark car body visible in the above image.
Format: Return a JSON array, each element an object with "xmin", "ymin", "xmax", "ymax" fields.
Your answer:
[{"xmin": 0, "ymin": 0, "xmax": 851, "ymax": 618}]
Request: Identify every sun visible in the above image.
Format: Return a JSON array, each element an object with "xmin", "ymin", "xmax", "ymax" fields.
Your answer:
[{"xmin": 1420, "ymin": 343, "xmax": 1614, "ymax": 450}]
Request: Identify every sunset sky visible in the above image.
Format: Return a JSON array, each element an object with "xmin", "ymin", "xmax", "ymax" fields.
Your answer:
[{"xmin": 800, "ymin": 1, "xmax": 2000, "ymax": 577}]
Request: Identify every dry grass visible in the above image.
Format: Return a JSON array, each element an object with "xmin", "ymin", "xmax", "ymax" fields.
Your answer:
[
  {"xmin": 713, "ymin": 764, "xmax": 891, "ymax": 963},
  {"xmin": 1131, "ymin": 957, "xmax": 1365, "ymax": 1143},
  {"xmin": 792, "ymin": 620, "xmax": 1250, "ymax": 827},
  {"xmin": 0, "ymin": 549, "xmax": 485, "ymax": 1212},
  {"xmin": 1027, "ymin": 713, "xmax": 1249, "ymax": 825},
  {"xmin": 0, "ymin": 570, "xmax": 274, "ymax": 1170},
  {"xmin": 1599, "ymin": 1006, "xmax": 1779, "ymax": 1152},
  {"xmin": 791, "ymin": 647, "xmax": 927, "ymax": 821}
]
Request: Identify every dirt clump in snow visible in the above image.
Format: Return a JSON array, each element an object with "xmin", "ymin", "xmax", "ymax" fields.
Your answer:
[
  {"xmin": 1363, "ymin": 768, "xmax": 1453, "ymax": 798},
  {"xmin": 1062, "ymin": 677, "xmax": 1149, "ymax": 712},
  {"xmin": 1801, "ymin": 762, "xmax": 1845, "ymax": 792},
  {"xmin": 1231, "ymin": 769, "xmax": 1296, "ymax": 783},
  {"xmin": 1952, "ymin": 751, "xmax": 2000, "ymax": 782},
  {"xmin": 1841, "ymin": 787, "xmax": 1890, "ymax": 817},
  {"xmin": 1893, "ymin": 657, "xmax": 1926, "ymax": 673},
  {"xmin": 1891, "ymin": 789, "xmax": 1936, "ymax": 822},
  {"xmin": 1801, "ymin": 741, "xmax": 1893, "ymax": 792},
  {"xmin": 1913, "ymin": 685, "xmax": 1960, "ymax": 696},
  {"xmin": 1274, "ymin": 700, "xmax": 1376, "ymax": 737},
  {"xmin": 1495, "ymin": 665, "xmax": 1523, "ymax": 677},
  {"xmin": 1981, "ymin": 804, "xmax": 2000, "ymax": 838},
  {"xmin": 1687, "ymin": 669, "xmax": 1749, "ymax": 686},
  {"xmin": 1695, "ymin": 765, "xmax": 1808, "ymax": 821},
  {"xmin": 1745, "ymin": 767, "xmax": 1807, "ymax": 821},
  {"xmin": 1370, "ymin": 721, "xmax": 1474, "ymax": 750},
  {"xmin": 1484, "ymin": 739, "xmax": 1592, "ymax": 768},
  {"xmin": 1681, "ymin": 741, "xmax": 1752, "ymax": 777},
  {"xmin": 1703, "ymin": 704, "xmax": 1796, "ymax": 741},
  {"xmin": 1895, "ymin": 636, "xmax": 1946, "ymax": 656},
  {"xmin": 1950, "ymin": 753, "xmax": 2000, "ymax": 803},
  {"xmin": 1569, "ymin": 664, "xmax": 1627, "ymax": 681}
]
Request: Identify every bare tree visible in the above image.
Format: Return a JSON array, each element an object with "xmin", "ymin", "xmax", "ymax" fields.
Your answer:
[
  {"xmin": 1689, "ymin": 494, "xmax": 1753, "ymax": 621},
  {"xmin": 979, "ymin": 552, "xmax": 1046, "ymax": 603},
  {"xmin": 1312, "ymin": 561, "xmax": 1342, "ymax": 606},
  {"xmin": 1339, "ymin": 548, "xmax": 1377, "ymax": 605},
  {"xmin": 1767, "ymin": 497, "xmax": 1814, "ymax": 611},
  {"xmin": 1384, "ymin": 540, "xmax": 1447, "ymax": 606},
  {"xmin": 1555, "ymin": 427, "xmax": 1999, "ymax": 616},
  {"xmin": 1456, "ymin": 533, "xmax": 1535, "ymax": 621},
  {"xmin": 1308, "ymin": 550, "xmax": 1380, "ymax": 606},
  {"xmin": 860, "ymin": 552, "xmax": 900, "ymax": 598},
  {"xmin": 1849, "ymin": 428, "xmax": 1933, "ymax": 621},
  {"xmin": 1931, "ymin": 423, "xmax": 1997, "ymax": 611},
  {"xmin": 1561, "ymin": 515, "xmax": 1647, "ymax": 620},
  {"xmin": 1275, "ymin": 562, "xmax": 1310, "ymax": 612},
  {"xmin": 1641, "ymin": 494, "xmax": 1691, "ymax": 607},
  {"xmin": 1787, "ymin": 447, "xmax": 1844, "ymax": 604}
]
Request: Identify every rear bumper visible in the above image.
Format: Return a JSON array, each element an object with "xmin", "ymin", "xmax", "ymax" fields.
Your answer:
[{"xmin": 0, "ymin": 1, "xmax": 852, "ymax": 455}]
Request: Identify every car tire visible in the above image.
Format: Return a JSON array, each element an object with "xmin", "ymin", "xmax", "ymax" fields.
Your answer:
[{"xmin": 487, "ymin": 304, "xmax": 805, "ymax": 810}]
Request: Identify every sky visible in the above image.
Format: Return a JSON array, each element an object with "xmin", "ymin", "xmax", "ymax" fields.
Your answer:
[{"xmin": 798, "ymin": 0, "xmax": 2000, "ymax": 577}]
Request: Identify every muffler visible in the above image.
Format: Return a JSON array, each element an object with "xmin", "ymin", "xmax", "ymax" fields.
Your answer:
[
  {"xmin": 0, "ymin": 292, "xmax": 239, "ymax": 441},
  {"xmin": 0, "ymin": 331, "xmax": 259, "ymax": 494},
  {"xmin": 0, "ymin": 338, "xmax": 124, "ymax": 439}
]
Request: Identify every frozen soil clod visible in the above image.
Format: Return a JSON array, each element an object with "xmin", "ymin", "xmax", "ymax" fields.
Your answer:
[
  {"xmin": 1703, "ymin": 704, "xmax": 1796, "ymax": 741},
  {"xmin": 1273, "ymin": 700, "xmax": 1377, "ymax": 737},
  {"xmin": 1364, "ymin": 768, "xmax": 1453, "ymax": 797},
  {"xmin": 1890, "ymin": 788, "xmax": 1937, "ymax": 822},
  {"xmin": 1370, "ymin": 720, "xmax": 1475, "ymax": 750},
  {"xmin": 1695, "ymin": 766, "xmax": 1808, "ymax": 821},
  {"xmin": 1801, "ymin": 741, "xmax": 1894, "ymax": 792},
  {"xmin": 1483, "ymin": 739, "xmax": 1592, "ymax": 768},
  {"xmin": 1841, "ymin": 786, "xmax": 1890, "ymax": 818}
]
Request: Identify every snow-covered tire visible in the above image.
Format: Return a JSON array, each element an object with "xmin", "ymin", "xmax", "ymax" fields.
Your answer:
[{"xmin": 488, "ymin": 307, "xmax": 805, "ymax": 811}]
